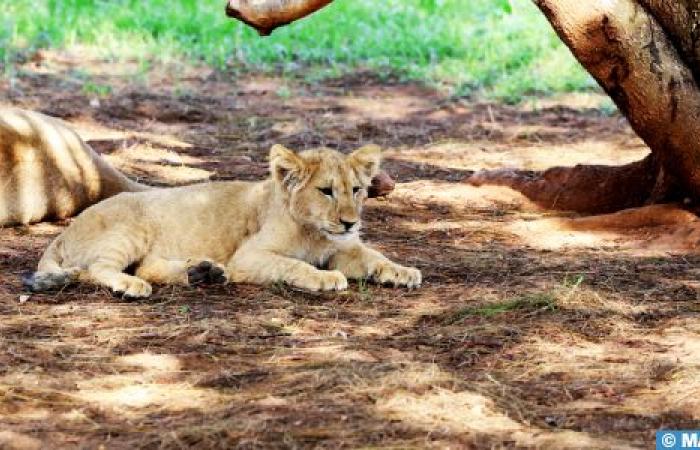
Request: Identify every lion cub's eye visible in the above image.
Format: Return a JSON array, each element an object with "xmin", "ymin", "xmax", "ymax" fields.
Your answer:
[
  {"xmin": 352, "ymin": 186, "xmax": 361, "ymax": 194},
  {"xmin": 318, "ymin": 187, "xmax": 334, "ymax": 197}
]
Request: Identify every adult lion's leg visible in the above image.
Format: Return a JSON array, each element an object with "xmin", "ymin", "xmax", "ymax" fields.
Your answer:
[
  {"xmin": 329, "ymin": 244, "xmax": 422, "ymax": 288},
  {"xmin": 227, "ymin": 249, "xmax": 347, "ymax": 292}
]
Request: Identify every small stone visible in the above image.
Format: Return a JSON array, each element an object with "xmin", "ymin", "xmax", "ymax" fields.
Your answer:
[
  {"xmin": 545, "ymin": 416, "xmax": 565, "ymax": 427},
  {"xmin": 333, "ymin": 330, "xmax": 349, "ymax": 339},
  {"xmin": 18, "ymin": 294, "xmax": 30, "ymax": 304}
]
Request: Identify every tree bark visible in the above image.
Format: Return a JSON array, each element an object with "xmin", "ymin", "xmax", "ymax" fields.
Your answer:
[
  {"xmin": 637, "ymin": 1, "xmax": 700, "ymax": 85},
  {"xmin": 533, "ymin": 0, "xmax": 700, "ymax": 204},
  {"xmin": 225, "ymin": 0, "xmax": 334, "ymax": 35}
]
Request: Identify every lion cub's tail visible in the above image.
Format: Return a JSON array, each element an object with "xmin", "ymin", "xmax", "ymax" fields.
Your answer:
[{"xmin": 22, "ymin": 237, "xmax": 81, "ymax": 292}]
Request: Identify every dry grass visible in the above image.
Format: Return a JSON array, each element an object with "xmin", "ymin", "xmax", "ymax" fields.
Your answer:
[{"xmin": 1, "ymin": 51, "xmax": 699, "ymax": 449}]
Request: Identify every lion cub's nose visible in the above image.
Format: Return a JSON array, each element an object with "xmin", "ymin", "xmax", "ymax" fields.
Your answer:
[{"xmin": 340, "ymin": 220, "xmax": 357, "ymax": 232}]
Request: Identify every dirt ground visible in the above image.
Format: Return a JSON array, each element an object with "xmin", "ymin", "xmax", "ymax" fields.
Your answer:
[{"xmin": 2, "ymin": 50, "xmax": 700, "ymax": 449}]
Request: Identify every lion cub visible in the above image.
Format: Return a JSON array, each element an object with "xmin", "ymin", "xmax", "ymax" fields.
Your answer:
[{"xmin": 25, "ymin": 144, "xmax": 421, "ymax": 297}]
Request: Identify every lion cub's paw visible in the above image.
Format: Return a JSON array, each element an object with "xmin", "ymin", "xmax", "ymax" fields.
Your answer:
[
  {"xmin": 298, "ymin": 270, "xmax": 348, "ymax": 292},
  {"xmin": 112, "ymin": 277, "xmax": 153, "ymax": 299},
  {"xmin": 187, "ymin": 261, "xmax": 227, "ymax": 286},
  {"xmin": 372, "ymin": 262, "xmax": 422, "ymax": 288}
]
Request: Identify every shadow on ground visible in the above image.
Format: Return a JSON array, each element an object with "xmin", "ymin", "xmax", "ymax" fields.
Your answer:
[{"xmin": 0, "ymin": 52, "xmax": 695, "ymax": 449}]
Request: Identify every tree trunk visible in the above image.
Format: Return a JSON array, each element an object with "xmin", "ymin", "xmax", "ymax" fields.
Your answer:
[
  {"xmin": 470, "ymin": 0, "xmax": 700, "ymax": 212},
  {"xmin": 225, "ymin": 0, "xmax": 334, "ymax": 35},
  {"xmin": 224, "ymin": 0, "xmax": 700, "ymax": 212},
  {"xmin": 523, "ymin": 0, "xmax": 700, "ymax": 210}
]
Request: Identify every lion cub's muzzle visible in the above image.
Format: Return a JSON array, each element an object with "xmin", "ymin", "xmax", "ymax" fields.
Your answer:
[{"xmin": 322, "ymin": 219, "xmax": 361, "ymax": 242}]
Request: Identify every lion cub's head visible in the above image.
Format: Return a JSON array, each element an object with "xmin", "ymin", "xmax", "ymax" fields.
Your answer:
[{"xmin": 269, "ymin": 144, "xmax": 381, "ymax": 241}]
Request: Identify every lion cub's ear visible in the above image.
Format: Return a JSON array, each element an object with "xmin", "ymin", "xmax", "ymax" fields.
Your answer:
[
  {"xmin": 349, "ymin": 144, "xmax": 381, "ymax": 183},
  {"xmin": 270, "ymin": 144, "xmax": 305, "ymax": 190}
]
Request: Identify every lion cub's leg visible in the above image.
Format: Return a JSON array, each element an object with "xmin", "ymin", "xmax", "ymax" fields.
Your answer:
[
  {"xmin": 228, "ymin": 250, "xmax": 347, "ymax": 292},
  {"xmin": 135, "ymin": 257, "xmax": 190, "ymax": 285},
  {"xmin": 71, "ymin": 230, "xmax": 153, "ymax": 298},
  {"xmin": 88, "ymin": 258, "xmax": 153, "ymax": 299},
  {"xmin": 329, "ymin": 244, "xmax": 422, "ymax": 288},
  {"xmin": 135, "ymin": 257, "xmax": 227, "ymax": 286}
]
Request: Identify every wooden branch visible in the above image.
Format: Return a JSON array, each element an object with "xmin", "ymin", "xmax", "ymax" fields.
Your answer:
[{"xmin": 225, "ymin": 0, "xmax": 334, "ymax": 35}]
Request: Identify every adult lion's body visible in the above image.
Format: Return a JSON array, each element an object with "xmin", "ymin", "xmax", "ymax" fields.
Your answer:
[
  {"xmin": 0, "ymin": 108, "xmax": 147, "ymax": 226},
  {"xmin": 27, "ymin": 145, "xmax": 421, "ymax": 297}
]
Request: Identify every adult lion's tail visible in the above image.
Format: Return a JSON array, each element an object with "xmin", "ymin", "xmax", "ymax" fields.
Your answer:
[{"xmin": 86, "ymin": 135, "xmax": 151, "ymax": 197}]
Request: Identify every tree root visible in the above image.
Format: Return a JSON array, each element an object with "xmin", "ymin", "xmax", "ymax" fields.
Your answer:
[{"xmin": 467, "ymin": 154, "xmax": 679, "ymax": 214}]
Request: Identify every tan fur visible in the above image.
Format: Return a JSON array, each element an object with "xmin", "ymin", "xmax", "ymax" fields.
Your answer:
[
  {"xmin": 0, "ymin": 108, "xmax": 147, "ymax": 226},
  {"xmin": 29, "ymin": 144, "xmax": 421, "ymax": 297}
]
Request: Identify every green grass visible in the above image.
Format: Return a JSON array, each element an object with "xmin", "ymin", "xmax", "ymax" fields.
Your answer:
[
  {"xmin": 446, "ymin": 293, "xmax": 558, "ymax": 323},
  {"xmin": 0, "ymin": 0, "xmax": 595, "ymax": 101}
]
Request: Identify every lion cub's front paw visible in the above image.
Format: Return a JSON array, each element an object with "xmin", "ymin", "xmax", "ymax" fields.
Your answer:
[
  {"xmin": 372, "ymin": 262, "xmax": 422, "ymax": 288},
  {"xmin": 296, "ymin": 270, "xmax": 348, "ymax": 292},
  {"xmin": 187, "ymin": 261, "xmax": 228, "ymax": 286}
]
